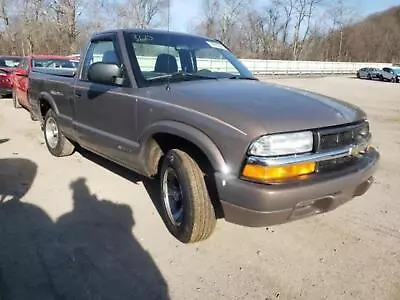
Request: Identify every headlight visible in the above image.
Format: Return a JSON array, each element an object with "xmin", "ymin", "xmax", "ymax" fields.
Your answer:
[{"xmin": 248, "ymin": 131, "xmax": 314, "ymax": 157}]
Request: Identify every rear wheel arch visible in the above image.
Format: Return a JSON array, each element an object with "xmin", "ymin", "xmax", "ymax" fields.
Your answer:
[{"xmin": 38, "ymin": 93, "xmax": 58, "ymax": 119}]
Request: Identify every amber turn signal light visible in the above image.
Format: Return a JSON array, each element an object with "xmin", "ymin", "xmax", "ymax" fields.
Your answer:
[{"xmin": 242, "ymin": 162, "xmax": 316, "ymax": 182}]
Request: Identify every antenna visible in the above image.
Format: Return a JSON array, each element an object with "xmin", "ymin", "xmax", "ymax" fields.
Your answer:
[{"xmin": 166, "ymin": 0, "xmax": 171, "ymax": 91}]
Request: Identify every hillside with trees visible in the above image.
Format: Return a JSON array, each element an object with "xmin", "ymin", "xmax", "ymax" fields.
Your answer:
[
  {"xmin": 193, "ymin": 0, "xmax": 400, "ymax": 63},
  {"xmin": 0, "ymin": 0, "xmax": 399, "ymax": 63},
  {"xmin": 315, "ymin": 6, "xmax": 400, "ymax": 63}
]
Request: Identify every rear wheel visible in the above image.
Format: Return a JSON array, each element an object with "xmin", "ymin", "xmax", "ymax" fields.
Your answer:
[
  {"xmin": 44, "ymin": 109, "xmax": 74, "ymax": 157},
  {"xmin": 159, "ymin": 149, "xmax": 216, "ymax": 243},
  {"xmin": 12, "ymin": 90, "xmax": 21, "ymax": 109}
]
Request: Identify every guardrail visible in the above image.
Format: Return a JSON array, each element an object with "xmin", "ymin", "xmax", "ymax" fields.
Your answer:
[
  {"xmin": 239, "ymin": 59, "xmax": 391, "ymax": 75},
  {"xmin": 92, "ymin": 54, "xmax": 391, "ymax": 75}
]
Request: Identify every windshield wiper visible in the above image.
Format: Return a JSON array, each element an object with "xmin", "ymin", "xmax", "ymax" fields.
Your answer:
[
  {"xmin": 228, "ymin": 75, "xmax": 258, "ymax": 80},
  {"xmin": 148, "ymin": 71, "xmax": 218, "ymax": 81}
]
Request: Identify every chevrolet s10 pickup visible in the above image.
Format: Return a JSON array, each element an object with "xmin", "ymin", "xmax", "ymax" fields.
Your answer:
[{"xmin": 29, "ymin": 29, "xmax": 380, "ymax": 243}]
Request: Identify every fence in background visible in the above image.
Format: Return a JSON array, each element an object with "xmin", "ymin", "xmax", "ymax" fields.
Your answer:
[
  {"xmin": 91, "ymin": 54, "xmax": 391, "ymax": 75},
  {"xmin": 239, "ymin": 59, "xmax": 391, "ymax": 75}
]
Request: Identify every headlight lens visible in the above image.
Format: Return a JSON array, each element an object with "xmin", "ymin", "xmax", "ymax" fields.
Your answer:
[{"xmin": 249, "ymin": 131, "xmax": 314, "ymax": 157}]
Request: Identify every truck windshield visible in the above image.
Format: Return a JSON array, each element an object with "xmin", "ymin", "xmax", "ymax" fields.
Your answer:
[
  {"xmin": 0, "ymin": 57, "xmax": 21, "ymax": 68},
  {"xmin": 125, "ymin": 32, "xmax": 256, "ymax": 85}
]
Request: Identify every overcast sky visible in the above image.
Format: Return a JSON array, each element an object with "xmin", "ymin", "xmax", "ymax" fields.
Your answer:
[{"xmin": 168, "ymin": 0, "xmax": 400, "ymax": 32}]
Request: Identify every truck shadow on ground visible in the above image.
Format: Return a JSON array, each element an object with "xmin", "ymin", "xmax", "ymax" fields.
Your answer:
[
  {"xmin": 77, "ymin": 147, "xmax": 165, "ymax": 217},
  {"xmin": 0, "ymin": 158, "xmax": 170, "ymax": 300},
  {"xmin": 77, "ymin": 147, "xmax": 225, "ymax": 220}
]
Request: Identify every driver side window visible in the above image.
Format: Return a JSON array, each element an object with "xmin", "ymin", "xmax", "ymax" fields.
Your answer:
[{"xmin": 81, "ymin": 40, "xmax": 121, "ymax": 82}]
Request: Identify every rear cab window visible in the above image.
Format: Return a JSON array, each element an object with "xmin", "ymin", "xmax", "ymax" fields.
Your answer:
[{"xmin": 32, "ymin": 59, "xmax": 75, "ymax": 69}]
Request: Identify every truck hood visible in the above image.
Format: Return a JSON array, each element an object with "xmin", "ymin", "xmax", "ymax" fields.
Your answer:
[{"xmin": 164, "ymin": 79, "xmax": 366, "ymax": 136}]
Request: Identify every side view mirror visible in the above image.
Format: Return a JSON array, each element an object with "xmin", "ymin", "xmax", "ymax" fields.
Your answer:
[{"xmin": 87, "ymin": 62, "xmax": 123, "ymax": 85}]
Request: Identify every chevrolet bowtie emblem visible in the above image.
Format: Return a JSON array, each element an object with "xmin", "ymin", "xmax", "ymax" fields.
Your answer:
[{"xmin": 349, "ymin": 143, "xmax": 369, "ymax": 157}]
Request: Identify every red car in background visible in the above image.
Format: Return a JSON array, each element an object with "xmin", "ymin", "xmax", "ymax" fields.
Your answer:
[
  {"xmin": 0, "ymin": 56, "xmax": 22, "ymax": 98},
  {"xmin": 13, "ymin": 55, "xmax": 76, "ymax": 111}
]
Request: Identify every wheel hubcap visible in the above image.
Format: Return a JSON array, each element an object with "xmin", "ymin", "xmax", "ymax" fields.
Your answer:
[
  {"xmin": 162, "ymin": 168, "xmax": 184, "ymax": 226},
  {"xmin": 45, "ymin": 117, "xmax": 59, "ymax": 149}
]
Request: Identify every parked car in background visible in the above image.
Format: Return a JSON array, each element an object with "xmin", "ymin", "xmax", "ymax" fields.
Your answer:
[
  {"xmin": 380, "ymin": 67, "xmax": 400, "ymax": 82},
  {"xmin": 12, "ymin": 55, "xmax": 76, "ymax": 115},
  {"xmin": 0, "ymin": 55, "xmax": 22, "ymax": 97},
  {"xmin": 356, "ymin": 67, "xmax": 382, "ymax": 80}
]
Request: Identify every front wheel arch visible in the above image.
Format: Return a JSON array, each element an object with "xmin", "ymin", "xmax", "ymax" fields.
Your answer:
[{"xmin": 140, "ymin": 121, "xmax": 227, "ymax": 176}]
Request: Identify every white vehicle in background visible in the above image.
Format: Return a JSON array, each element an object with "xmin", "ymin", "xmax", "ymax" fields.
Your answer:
[{"xmin": 380, "ymin": 67, "xmax": 400, "ymax": 83}]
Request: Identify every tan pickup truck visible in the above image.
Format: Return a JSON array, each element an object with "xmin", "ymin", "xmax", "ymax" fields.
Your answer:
[{"xmin": 29, "ymin": 29, "xmax": 380, "ymax": 243}]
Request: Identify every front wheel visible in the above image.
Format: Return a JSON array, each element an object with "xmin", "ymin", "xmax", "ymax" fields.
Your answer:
[
  {"xmin": 159, "ymin": 149, "xmax": 216, "ymax": 243},
  {"xmin": 44, "ymin": 109, "xmax": 74, "ymax": 157}
]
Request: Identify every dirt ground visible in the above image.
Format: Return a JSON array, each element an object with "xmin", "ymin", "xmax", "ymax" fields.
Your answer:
[{"xmin": 0, "ymin": 76, "xmax": 399, "ymax": 300}]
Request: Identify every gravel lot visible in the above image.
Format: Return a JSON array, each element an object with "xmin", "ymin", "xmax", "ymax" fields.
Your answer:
[{"xmin": 0, "ymin": 76, "xmax": 399, "ymax": 300}]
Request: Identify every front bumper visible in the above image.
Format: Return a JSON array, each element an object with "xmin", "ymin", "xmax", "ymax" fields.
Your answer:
[{"xmin": 215, "ymin": 148, "xmax": 379, "ymax": 227}]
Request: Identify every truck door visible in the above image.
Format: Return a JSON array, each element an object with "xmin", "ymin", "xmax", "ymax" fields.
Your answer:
[{"xmin": 73, "ymin": 34, "xmax": 139, "ymax": 168}]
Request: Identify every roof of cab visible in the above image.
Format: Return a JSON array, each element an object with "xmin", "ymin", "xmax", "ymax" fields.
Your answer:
[{"xmin": 93, "ymin": 28, "xmax": 212, "ymax": 40}]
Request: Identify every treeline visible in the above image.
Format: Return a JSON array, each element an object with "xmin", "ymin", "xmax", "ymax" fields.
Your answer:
[
  {"xmin": 0, "ymin": 0, "xmax": 399, "ymax": 63},
  {"xmin": 0, "ymin": 0, "xmax": 168, "ymax": 56},
  {"xmin": 194, "ymin": 0, "xmax": 400, "ymax": 63}
]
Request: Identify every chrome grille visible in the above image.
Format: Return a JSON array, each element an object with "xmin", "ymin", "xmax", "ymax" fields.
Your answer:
[{"xmin": 317, "ymin": 121, "xmax": 369, "ymax": 152}]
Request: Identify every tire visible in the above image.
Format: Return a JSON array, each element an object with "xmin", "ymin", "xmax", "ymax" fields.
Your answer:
[
  {"xmin": 43, "ymin": 109, "xmax": 74, "ymax": 157},
  {"xmin": 356, "ymin": 73, "xmax": 360, "ymax": 79},
  {"xmin": 160, "ymin": 149, "xmax": 216, "ymax": 243},
  {"xmin": 12, "ymin": 90, "xmax": 21, "ymax": 109},
  {"xmin": 392, "ymin": 77, "xmax": 397, "ymax": 83},
  {"xmin": 367, "ymin": 74, "xmax": 371, "ymax": 80}
]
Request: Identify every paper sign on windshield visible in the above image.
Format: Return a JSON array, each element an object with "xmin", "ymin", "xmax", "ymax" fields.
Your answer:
[{"xmin": 206, "ymin": 41, "xmax": 227, "ymax": 51}]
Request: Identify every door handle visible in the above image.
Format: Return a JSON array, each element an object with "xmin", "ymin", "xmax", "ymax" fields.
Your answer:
[{"xmin": 75, "ymin": 90, "xmax": 82, "ymax": 98}]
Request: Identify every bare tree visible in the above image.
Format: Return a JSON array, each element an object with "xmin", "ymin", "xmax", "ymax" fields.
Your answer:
[
  {"xmin": 292, "ymin": 0, "xmax": 322, "ymax": 60},
  {"xmin": 116, "ymin": 0, "xmax": 168, "ymax": 28},
  {"xmin": 197, "ymin": 0, "xmax": 220, "ymax": 37}
]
